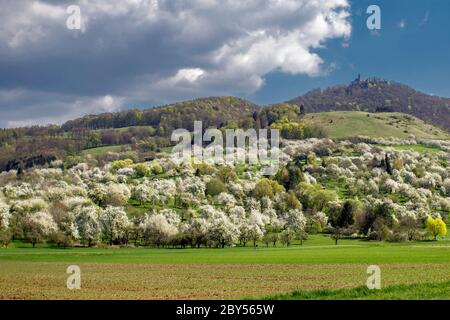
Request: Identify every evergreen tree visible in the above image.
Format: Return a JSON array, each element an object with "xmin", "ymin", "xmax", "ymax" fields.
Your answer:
[{"xmin": 385, "ymin": 154, "xmax": 393, "ymax": 175}]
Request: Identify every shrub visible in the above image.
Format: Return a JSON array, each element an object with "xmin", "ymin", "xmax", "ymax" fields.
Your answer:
[
  {"xmin": 0, "ymin": 229, "xmax": 12, "ymax": 248},
  {"xmin": 111, "ymin": 159, "xmax": 134, "ymax": 172},
  {"xmin": 280, "ymin": 229, "xmax": 295, "ymax": 247},
  {"xmin": 206, "ymin": 178, "xmax": 226, "ymax": 197},
  {"xmin": 387, "ymin": 231, "xmax": 408, "ymax": 242},
  {"xmin": 254, "ymin": 179, "xmax": 284, "ymax": 200},
  {"xmin": 151, "ymin": 161, "xmax": 164, "ymax": 175},
  {"xmin": 216, "ymin": 167, "xmax": 238, "ymax": 183},
  {"xmin": 134, "ymin": 163, "xmax": 150, "ymax": 178}
]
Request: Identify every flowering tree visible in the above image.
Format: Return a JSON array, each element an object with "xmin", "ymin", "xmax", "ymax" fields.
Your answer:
[
  {"xmin": 248, "ymin": 224, "xmax": 264, "ymax": 247},
  {"xmin": 0, "ymin": 135, "xmax": 449, "ymax": 248},
  {"xmin": 142, "ymin": 214, "xmax": 178, "ymax": 247},
  {"xmin": 280, "ymin": 229, "xmax": 295, "ymax": 247},
  {"xmin": 313, "ymin": 211, "xmax": 329, "ymax": 230},
  {"xmin": 75, "ymin": 206, "xmax": 101, "ymax": 247},
  {"xmin": 133, "ymin": 183, "xmax": 152, "ymax": 205},
  {"xmin": 283, "ymin": 209, "xmax": 306, "ymax": 233},
  {"xmin": 238, "ymin": 224, "xmax": 251, "ymax": 247},
  {"xmin": 104, "ymin": 183, "xmax": 131, "ymax": 207},
  {"xmin": 207, "ymin": 213, "xmax": 239, "ymax": 248},
  {"xmin": 0, "ymin": 200, "xmax": 11, "ymax": 230},
  {"xmin": 22, "ymin": 211, "xmax": 57, "ymax": 248},
  {"xmin": 185, "ymin": 218, "xmax": 208, "ymax": 248},
  {"xmin": 50, "ymin": 202, "xmax": 79, "ymax": 248},
  {"xmin": 99, "ymin": 206, "xmax": 130, "ymax": 245}
]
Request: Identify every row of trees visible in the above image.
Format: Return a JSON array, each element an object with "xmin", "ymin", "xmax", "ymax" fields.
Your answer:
[{"xmin": 1, "ymin": 199, "xmax": 445, "ymax": 249}]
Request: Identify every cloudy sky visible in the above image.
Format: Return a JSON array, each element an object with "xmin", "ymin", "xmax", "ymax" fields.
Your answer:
[{"xmin": 1, "ymin": 0, "xmax": 450, "ymax": 128}]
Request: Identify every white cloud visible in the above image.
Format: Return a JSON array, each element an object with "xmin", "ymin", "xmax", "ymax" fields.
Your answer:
[
  {"xmin": 32, "ymin": 1, "xmax": 66, "ymax": 19},
  {"xmin": 0, "ymin": 1, "xmax": 66, "ymax": 48},
  {"xmin": 165, "ymin": 68, "xmax": 206, "ymax": 85},
  {"xmin": 129, "ymin": 0, "xmax": 352, "ymax": 99},
  {"xmin": 399, "ymin": 19, "xmax": 406, "ymax": 29}
]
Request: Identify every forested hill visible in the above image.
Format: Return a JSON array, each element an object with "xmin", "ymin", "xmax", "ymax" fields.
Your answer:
[
  {"xmin": 2, "ymin": 78, "xmax": 450, "ymax": 172},
  {"xmin": 62, "ymin": 96, "xmax": 260, "ymax": 132},
  {"xmin": 0, "ymin": 98, "xmax": 304, "ymax": 172},
  {"xmin": 61, "ymin": 78, "xmax": 450, "ymax": 132},
  {"xmin": 288, "ymin": 77, "xmax": 450, "ymax": 130}
]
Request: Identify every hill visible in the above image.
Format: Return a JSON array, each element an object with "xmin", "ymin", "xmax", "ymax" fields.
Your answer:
[
  {"xmin": 62, "ymin": 96, "xmax": 259, "ymax": 132},
  {"xmin": 0, "ymin": 97, "xmax": 264, "ymax": 171},
  {"xmin": 302, "ymin": 111, "xmax": 450, "ymax": 140},
  {"xmin": 2, "ymin": 78, "xmax": 450, "ymax": 172},
  {"xmin": 289, "ymin": 76, "xmax": 450, "ymax": 131}
]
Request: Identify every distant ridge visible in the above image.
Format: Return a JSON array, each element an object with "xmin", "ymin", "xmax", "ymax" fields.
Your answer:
[{"xmin": 62, "ymin": 96, "xmax": 259, "ymax": 131}]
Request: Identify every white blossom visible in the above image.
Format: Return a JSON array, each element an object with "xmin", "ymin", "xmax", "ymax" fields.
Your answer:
[
  {"xmin": 99, "ymin": 206, "xmax": 130, "ymax": 244},
  {"xmin": 0, "ymin": 199, "xmax": 11, "ymax": 229}
]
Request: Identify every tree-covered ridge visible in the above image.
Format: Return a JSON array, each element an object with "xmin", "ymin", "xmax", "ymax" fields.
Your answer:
[
  {"xmin": 0, "ymin": 99, "xmax": 304, "ymax": 172},
  {"xmin": 1, "ymin": 78, "xmax": 450, "ymax": 174},
  {"xmin": 289, "ymin": 77, "xmax": 450, "ymax": 131},
  {"xmin": 62, "ymin": 96, "xmax": 260, "ymax": 131}
]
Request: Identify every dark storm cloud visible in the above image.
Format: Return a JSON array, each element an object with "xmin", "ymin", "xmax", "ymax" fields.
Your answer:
[{"xmin": 0, "ymin": 0, "xmax": 351, "ymax": 127}]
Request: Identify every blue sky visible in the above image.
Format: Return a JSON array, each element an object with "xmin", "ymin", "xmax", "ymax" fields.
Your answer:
[
  {"xmin": 251, "ymin": 0, "xmax": 450, "ymax": 104},
  {"xmin": 0, "ymin": 0, "xmax": 449, "ymax": 127}
]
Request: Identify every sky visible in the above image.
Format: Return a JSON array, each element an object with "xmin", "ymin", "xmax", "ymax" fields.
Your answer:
[{"xmin": 1, "ymin": 0, "xmax": 450, "ymax": 128}]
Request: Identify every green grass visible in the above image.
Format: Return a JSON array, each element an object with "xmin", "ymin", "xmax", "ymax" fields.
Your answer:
[
  {"xmin": 302, "ymin": 112, "xmax": 450, "ymax": 140},
  {"xmin": 1, "ymin": 235, "xmax": 449, "ymax": 299},
  {"xmin": 81, "ymin": 145, "xmax": 129, "ymax": 156},
  {"xmin": 159, "ymin": 146, "xmax": 173, "ymax": 154},
  {"xmin": 0, "ymin": 235, "xmax": 450, "ymax": 300},
  {"xmin": 1, "ymin": 235, "xmax": 449, "ymax": 264},
  {"xmin": 265, "ymin": 281, "xmax": 450, "ymax": 300},
  {"xmin": 379, "ymin": 144, "xmax": 444, "ymax": 154}
]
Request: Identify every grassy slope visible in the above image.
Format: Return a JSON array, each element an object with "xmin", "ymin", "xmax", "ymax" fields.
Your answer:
[
  {"xmin": 302, "ymin": 112, "xmax": 450, "ymax": 140},
  {"xmin": 380, "ymin": 144, "xmax": 444, "ymax": 154},
  {"xmin": 265, "ymin": 281, "xmax": 450, "ymax": 300},
  {"xmin": 78, "ymin": 111, "xmax": 450, "ymax": 157},
  {"xmin": 81, "ymin": 145, "xmax": 129, "ymax": 156}
]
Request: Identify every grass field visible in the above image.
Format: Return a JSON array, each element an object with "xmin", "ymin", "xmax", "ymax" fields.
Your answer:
[
  {"xmin": 266, "ymin": 281, "xmax": 450, "ymax": 300},
  {"xmin": 1, "ymin": 235, "xmax": 449, "ymax": 300},
  {"xmin": 380, "ymin": 144, "xmax": 444, "ymax": 154},
  {"xmin": 81, "ymin": 145, "xmax": 129, "ymax": 156},
  {"xmin": 302, "ymin": 112, "xmax": 450, "ymax": 140}
]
